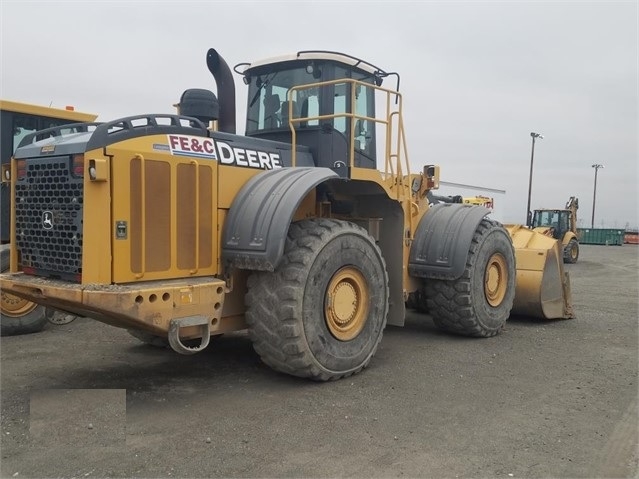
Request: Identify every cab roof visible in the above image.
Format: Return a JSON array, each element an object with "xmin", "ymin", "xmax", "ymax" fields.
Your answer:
[{"xmin": 239, "ymin": 50, "xmax": 387, "ymax": 77}]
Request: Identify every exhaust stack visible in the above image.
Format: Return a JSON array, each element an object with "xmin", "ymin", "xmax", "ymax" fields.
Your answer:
[{"xmin": 206, "ymin": 48, "xmax": 236, "ymax": 134}]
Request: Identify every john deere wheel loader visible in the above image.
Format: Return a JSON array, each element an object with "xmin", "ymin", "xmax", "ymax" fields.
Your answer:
[{"xmin": 0, "ymin": 49, "xmax": 573, "ymax": 380}]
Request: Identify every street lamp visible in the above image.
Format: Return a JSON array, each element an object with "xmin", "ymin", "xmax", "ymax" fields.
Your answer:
[
  {"xmin": 526, "ymin": 132, "xmax": 544, "ymax": 226},
  {"xmin": 591, "ymin": 164, "xmax": 604, "ymax": 228}
]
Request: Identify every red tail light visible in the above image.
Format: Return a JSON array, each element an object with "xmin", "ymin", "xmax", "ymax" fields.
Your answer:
[
  {"xmin": 72, "ymin": 155, "xmax": 84, "ymax": 177},
  {"xmin": 16, "ymin": 160, "xmax": 27, "ymax": 179}
]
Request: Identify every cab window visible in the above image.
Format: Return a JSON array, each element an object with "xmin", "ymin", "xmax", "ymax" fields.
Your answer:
[
  {"xmin": 12, "ymin": 113, "xmax": 68, "ymax": 152},
  {"xmin": 246, "ymin": 67, "xmax": 320, "ymax": 133}
]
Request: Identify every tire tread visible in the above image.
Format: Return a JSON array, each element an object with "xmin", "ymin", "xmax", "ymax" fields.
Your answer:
[{"xmin": 245, "ymin": 218, "xmax": 388, "ymax": 381}]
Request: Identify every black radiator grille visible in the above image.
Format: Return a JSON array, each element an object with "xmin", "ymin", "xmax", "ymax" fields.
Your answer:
[{"xmin": 15, "ymin": 156, "xmax": 83, "ymax": 281}]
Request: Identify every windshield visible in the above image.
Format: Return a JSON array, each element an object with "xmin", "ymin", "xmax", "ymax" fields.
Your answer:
[
  {"xmin": 533, "ymin": 210, "xmax": 568, "ymax": 231},
  {"xmin": 245, "ymin": 62, "xmax": 376, "ymax": 134},
  {"xmin": 246, "ymin": 66, "xmax": 320, "ymax": 134}
]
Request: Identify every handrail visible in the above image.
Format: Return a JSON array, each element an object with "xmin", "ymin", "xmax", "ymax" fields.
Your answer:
[{"xmin": 286, "ymin": 78, "xmax": 411, "ymax": 201}]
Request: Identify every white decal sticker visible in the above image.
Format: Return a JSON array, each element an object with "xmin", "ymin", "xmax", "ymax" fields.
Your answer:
[
  {"xmin": 167, "ymin": 135, "xmax": 282, "ymax": 170},
  {"xmin": 215, "ymin": 141, "xmax": 282, "ymax": 170},
  {"xmin": 168, "ymin": 135, "xmax": 217, "ymax": 159}
]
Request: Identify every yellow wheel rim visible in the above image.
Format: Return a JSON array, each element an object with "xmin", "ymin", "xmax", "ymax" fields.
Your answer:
[
  {"xmin": 484, "ymin": 253, "xmax": 508, "ymax": 307},
  {"xmin": 1, "ymin": 290, "xmax": 38, "ymax": 317},
  {"xmin": 325, "ymin": 267, "xmax": 369, "ymax": 341},
  {"xmin": 571, "ymin": 244, "xmax": 578, "ymax": 260}
]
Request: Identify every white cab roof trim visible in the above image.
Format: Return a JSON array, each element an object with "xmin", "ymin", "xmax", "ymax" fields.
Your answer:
[{"xmin": 245, "ymin": 52, "xmax": 381, "ymax": 76}]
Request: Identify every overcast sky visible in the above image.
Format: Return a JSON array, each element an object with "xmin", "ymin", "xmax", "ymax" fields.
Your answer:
[{"xmin": 1, "ymin": 1, "xmax": 637, "ymax": 228}]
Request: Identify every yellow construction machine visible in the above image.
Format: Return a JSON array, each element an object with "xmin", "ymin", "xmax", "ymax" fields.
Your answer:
[
  {"xmin": 463, "ymin": 196, "xmax": 494, "ymax": 209},
  {"xmin": 531, "ymin": 196, "xmax": 580, "ymax": 263},
  {"xmin": 0, "ymin": 49, "xmax": 573, "ymax": 380},
  {"xmin": 0, "ymin": 100, "xmax": 97, "ymax": 335}
]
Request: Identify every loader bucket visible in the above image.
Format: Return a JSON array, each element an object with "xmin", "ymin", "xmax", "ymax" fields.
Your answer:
[{"xmin": 504, "ymin": 224, "xmax": 574, "ymax": 320}]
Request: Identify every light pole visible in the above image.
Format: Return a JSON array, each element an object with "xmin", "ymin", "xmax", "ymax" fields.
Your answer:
[
  {"xmin": 526, "ymin": 132, "xmax": 544, "ymax": 226},
  {"xmin": 591, "ymin": 164, "xmax": 604, "ymax": 228}
]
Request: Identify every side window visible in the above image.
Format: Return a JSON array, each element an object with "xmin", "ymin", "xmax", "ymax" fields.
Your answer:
[
  {"xmin": 12, "ymin": 115, "xmax": 69, "ymax": 152},
  {"xmin": 299, "ymin": 88, "xmax": 319, "ymax": 127},
  {"xmin": 12, "ymin": 114, "xmax": 38, "ymax": 153},
  {"xmin": 330, "ymin": 71, "xmax": 375, "ymax": 158},
  {"xmin": 353, "ymin": 83, "xmax": 374, "ymax": 157},
  {"xmin": 333, "ymin": 83, "xmax": 348, "ymax": 135},
  {"xmin": 263, "ymin": 87, "xmax": 285, "ymax": 130}
]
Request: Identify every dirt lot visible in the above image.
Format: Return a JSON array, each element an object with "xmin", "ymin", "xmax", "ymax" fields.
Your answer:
[{"xmin": 1, "ymin": 244, "xmax": 637, "ymax": 478}]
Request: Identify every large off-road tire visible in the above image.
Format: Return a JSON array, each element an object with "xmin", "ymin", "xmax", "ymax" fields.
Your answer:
[
  {"xmin": 245, "ymin": 218, "xmax": 389, "ymax": 381},
  {"xmin": 425, "ymin": 218, "xmax": 516, "ymax": 337},
  {"xmin": 0, "ymin": 246, "xmax": 50, "ymax": 336},
  {"xmin": 564, "ymin": 239, "xmax": 579, "ymax": 264},
  {"xmin": 406, "ymin": 288, "xmax": 429, "ymax": 313}
]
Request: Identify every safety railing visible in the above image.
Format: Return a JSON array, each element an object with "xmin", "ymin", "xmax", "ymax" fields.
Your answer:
[{"xmin": 286, "ymin": 78, "xmax": 411, "ymax": 200}]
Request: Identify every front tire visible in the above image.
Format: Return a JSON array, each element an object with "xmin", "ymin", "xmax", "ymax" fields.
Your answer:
[
  {"xmin": 1, "ymin": 246, "xmax": 50, "ymax": 336},
  {"xmin": 245, "ymin": 219, "xmax": 389, "ymax": 381},
  {"xmin": 425, "ymin": 219, "xmax": 516, "ymax": 337},
  {"xmin": 564, "ymin": 239, "xmax": 579, "ymax": 264}
]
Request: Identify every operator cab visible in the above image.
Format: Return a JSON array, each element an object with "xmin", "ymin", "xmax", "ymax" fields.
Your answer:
[
  {"xmin": 236, "ymin": 51, "xmax": 393, "ymax": 177},
  {"xmin": 532, "ymin": 209, "xmax": 570, "ymax": 239}
]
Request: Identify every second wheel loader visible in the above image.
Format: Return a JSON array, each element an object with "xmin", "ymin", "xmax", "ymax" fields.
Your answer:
[
  {"xmin": 532, "ymin": 196, "xmax": 580, "ymax": 263},
  {"xmin": 0, "ymin": 48, "xmax": 573, "ymax": 380}
]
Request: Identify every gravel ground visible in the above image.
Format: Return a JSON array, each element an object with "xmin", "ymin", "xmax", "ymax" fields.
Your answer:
[{"xmin": 1, "ymin": 244, "xmax": 637, "ymax": 478}]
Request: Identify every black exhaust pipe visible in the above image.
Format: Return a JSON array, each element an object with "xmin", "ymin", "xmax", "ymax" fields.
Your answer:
[{"xmin": 206, "ymin": 48, "xmax": 236, "ymax": 134}]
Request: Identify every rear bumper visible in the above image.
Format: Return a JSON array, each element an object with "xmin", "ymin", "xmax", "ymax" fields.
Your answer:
[{"xmin": 0, "ymin": 273, "xmax": 230, "ymax": 335}]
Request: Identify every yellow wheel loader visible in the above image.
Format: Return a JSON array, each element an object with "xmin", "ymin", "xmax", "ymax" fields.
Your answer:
[
  {"xmin": 0, "ymin": 49, "xmax": 573, "ymax": 380},
  {"xmin": 531, "ymin": 196, "xmax": 580, "ymax": 263},
  {"xmin": 0, "ymin": 100, "xmax": 97, "ymax": 335}
]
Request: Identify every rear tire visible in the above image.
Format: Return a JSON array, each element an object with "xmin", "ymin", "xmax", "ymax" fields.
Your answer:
[
  {"xmin": 406, "ymin": 288, "xmax": 429, "ymax": 313},
  {"xmin": 564, "ymin": 239, "xmax": 579, "ymax": 264},
  {"xmin": 245, "ymin": 218, "xmax": 389, "ymax": 381},
  {"xmin": 0, "ymin": 246, "xmax": 50, "ymax": 336},
  {"xmin": 425, "ymin": 219, "xmax": 515, "ymax": 337}
]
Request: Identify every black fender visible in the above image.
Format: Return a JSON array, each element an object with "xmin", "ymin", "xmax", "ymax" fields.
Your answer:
[
  {"xmin": 222, "ymin": 167, "xmax": 339, "ymax": 271},
  {"xmin": 408, "ymin": 203, "xmax": 490, "ymax": 280}
]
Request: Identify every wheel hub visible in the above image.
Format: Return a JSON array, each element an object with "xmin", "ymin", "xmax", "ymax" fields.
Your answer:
[
  {"xmin": 1, "ymin": 291, "xmax": 38, "ymax": 318},
  {"xmin": 325, "ymin": 267, "xmax": 369, "ymax": 341},
  {"xmin": 484, "ymin": 253, "xmax": 508, "ymax": 307}
]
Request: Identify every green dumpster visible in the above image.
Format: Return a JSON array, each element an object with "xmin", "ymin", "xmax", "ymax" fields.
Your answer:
[{"xmin": 577, "ymin": 228, "xmax": 625, "ymax": 245}]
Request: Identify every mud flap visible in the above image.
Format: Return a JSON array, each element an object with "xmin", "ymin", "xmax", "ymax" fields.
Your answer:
[
  {"xmin": 168, "ymin": 316, "xmax": 211, "ymax": 355},
  {"xmin": 505, "ymin": 225, "xmax": 574, "ymax": 319}
]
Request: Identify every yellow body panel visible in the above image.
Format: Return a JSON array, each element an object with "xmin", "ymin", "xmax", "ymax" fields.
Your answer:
[
  {"xmin": 82, "ymin": 150, "xmax": 113, "ymax": 284},
  {"xmin": 104, "ymin": 136, "xmax": 219, "ymax": 283},
  {"xmin": 218, "ymin": 165, "xmax": 258, "ymax": 209}
]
